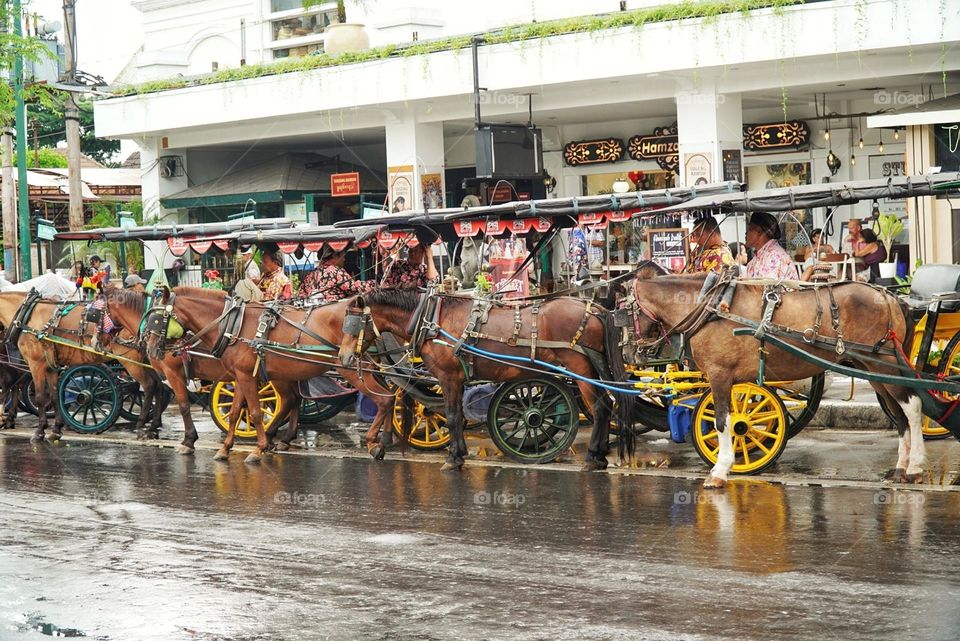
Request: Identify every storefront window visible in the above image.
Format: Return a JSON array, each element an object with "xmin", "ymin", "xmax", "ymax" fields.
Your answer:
[
  {"xmin": 934, "ymin": 122, "xmax": 960, "ymax": 173},
  {"xmin": 272, "ymin": 12, "xmax": 331, "ymax": 41},
  {"xmin": 578, "ymin": 170, "xmax": 673, "ymax": 267},
  {"xmin": 273, "ymin": 43, "xmax": 324, "ymax": 59},
  {"xmin": 271, "ymin": 0, "xmax": 307, "ymax": 11}
]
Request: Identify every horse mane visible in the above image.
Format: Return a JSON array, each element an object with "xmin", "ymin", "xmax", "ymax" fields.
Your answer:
[
  {"xmin": 364, "ymin": 288, "xmax": 421, "ymax": 312},
  {"xmin": 172, "ymin": 286, "xmax": 229, "ymax": 301},
  {"xmin": 105, "ymin": 287, "xmax": 146, "ymax": 314},
  {"xmin": 635, "ymin": 260, "xmax": 668, "ymax": 277}
]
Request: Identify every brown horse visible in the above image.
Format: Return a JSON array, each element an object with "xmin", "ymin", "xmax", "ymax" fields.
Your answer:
[
  {"xmin": 144, "ymin": 287, "xmax": 397, "ymax": 463},
  {"xmin": 0, "ymin": 291, "xmax": 163, "ymax": 442},
  {"xmin": 338, "ymin": 289, "xmax": 630, "ymax": 471},
  {"xmin": 627, "ymin": 272, "xmax": 924, "ymax": 488},
  {"xmin": 100, "ymin": 287, "xmax": 305, "ymax": 455}
]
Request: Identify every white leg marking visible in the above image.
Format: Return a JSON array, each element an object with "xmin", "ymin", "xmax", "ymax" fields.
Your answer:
[
  {"xmin": 895, "ymin": 425, "xmax": 910, "ymax": 471},
  {"xmin": 711, "ymin": 415, "xmax": 735, "ymax": 482},
  {"xmin": 899, "ymin": 395, "xmax": 925, "ymax": 477}
]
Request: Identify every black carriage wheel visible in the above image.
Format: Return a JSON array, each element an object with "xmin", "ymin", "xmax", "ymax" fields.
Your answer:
[
  {"xmin": 20, "ymin": 379, "xmax": 55, "ymax": 418},
  {"xmin": 58, "ymin": 365, "xmax": 120, "ymax": 434},
  {"xmin": 775, "ymin": 373, "xmax": 825, "ymax": 439},
  {"xmin": 299, "ymin": 395, "xmax": 355, "ymax": 424},
  {"xmin": 118, "ymin": 383, "xmax": 174, "ymax": 423},
  {"xmin": 486, "ymin": 378, "xmax": 579, "ymax": 464}
]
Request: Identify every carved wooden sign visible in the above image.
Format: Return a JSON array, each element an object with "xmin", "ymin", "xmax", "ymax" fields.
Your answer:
[
  {"xmin": 743, "ymin": 120, "xmax": 810, "ymax": 151},
  {"xmin": 563, "ymin": 137, "xmax": 625, "ymax": 166},
  {"xmin": 628, "ymin": 123, "xmax": 679, "ymax": 173}
]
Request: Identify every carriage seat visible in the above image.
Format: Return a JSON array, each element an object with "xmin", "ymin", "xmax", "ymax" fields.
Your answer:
[{"xmin": 904, "ymin": 264, "xmax": 960, "ymax": 312}]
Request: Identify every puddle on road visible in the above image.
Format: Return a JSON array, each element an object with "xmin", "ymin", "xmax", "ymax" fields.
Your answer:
[{"xmin": 364, "ymin": 533, "xmax": 421, "ymax": 545}]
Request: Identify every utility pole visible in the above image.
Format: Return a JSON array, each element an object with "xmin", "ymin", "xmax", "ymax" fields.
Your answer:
[
  {"xmin": 62, "ymin": 0, "xmax": 83, "ymax": 231},
  {"xmin": 13, "ymin": 0, "xmax": 32, "ymax": 280}
]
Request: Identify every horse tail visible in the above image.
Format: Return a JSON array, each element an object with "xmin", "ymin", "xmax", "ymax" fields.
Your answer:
[{"xmin": 600, "ymin": 308, "xmax": 634, "ymax": 461}]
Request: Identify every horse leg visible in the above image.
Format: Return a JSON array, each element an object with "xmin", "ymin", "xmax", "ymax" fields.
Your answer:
[
  {"xmin": 235, "ymin": 375, "xmax": 268, "ymax": 464},
  {"xmin": 704, "ymin": 380, "xmax": 734, "ymax": 489},
  {"xmin": 274, "ymin": 393, "xmax": 301, "ymax": 452},
  {"xmin": 440, "ymin": 379, "xmax": 467, "ymax": 472},
  {"xmin": 135, "ymin": 374, "xmax": 159, "ymax": 440},
  {"xmin": 214, "ymin": 390, "xmax": 245, "ymax": 461},
  {"xmin": 28, "ymin": 364, "xmax": 50, "ymax": 443},
  {"xmin": 896, "ymin": 392, "xmax": 925, "ymax": 483},
  {"xmin": 165, "ymin": 368, "xmax": 197, "ymax": 455},
  {"xmin": 145, "ymin": 374, "xmax": 166, "ymax": 438},
  {"xmin": 581, "ymin": 380, "xmax": 610, "ymax": 471}
]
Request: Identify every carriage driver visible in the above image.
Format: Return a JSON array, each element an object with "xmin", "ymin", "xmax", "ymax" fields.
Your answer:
[
  {"xmin": 257, "ymin": 246, "xmax": 293, "ymax": 300},
  {"xmin": 299, "ymin": 245, "xmax": 375, "ymax": 302},
  {"xmin": 684, "ymin": 216, "xmax": 734, "ymax": 274},
  {"xmin": 380, "ymin": 232, "xmax": 439, "ymax": 289}
]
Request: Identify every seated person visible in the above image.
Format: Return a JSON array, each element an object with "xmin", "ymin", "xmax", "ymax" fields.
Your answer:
[
  {"xmin": 854, "ymin": 228, "xmax": 887, "ymax": 282},
  {"xmin": 803, "ymin": 228, "xmax": 836, "ymax": 261}
]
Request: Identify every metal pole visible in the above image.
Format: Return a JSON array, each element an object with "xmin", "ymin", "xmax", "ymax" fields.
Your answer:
[
  {"xmin": 14, "ymin": 0, "xmax": 32, "ymax": 280},
  {"xmin": 471, "ymin": 36, "xmax": 483, "ymax": 129},
  {"xmin": 116, "ymin": 204, "xmax": 128, "ymax": 280},
  {"xmin": 62, "ymin": 0, "xmax": 83, "ymax": 231}
]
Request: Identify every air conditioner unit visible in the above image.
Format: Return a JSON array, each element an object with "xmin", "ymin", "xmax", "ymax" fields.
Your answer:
[{"xmin": 158, "ymin": 156, "xmax": 183, "ymax": 179}]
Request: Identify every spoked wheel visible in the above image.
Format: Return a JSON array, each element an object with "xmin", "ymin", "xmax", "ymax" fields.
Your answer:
[
  {"xmin": 692, "ymin": 382, "xmax": 789, "ymax": 475},
  {"xmin": 58, "ymin": 365, "xmax": 120, "ymax": 434},
  {"xmin": 117, "ymin": 381, "xmax": 174, "ymax": 423},
  {"xmin": 486, "ymin": 378, "xmax": 579, "ymax": 464},
  {"xmin": 210, "ymin": 380, "xmax": 284, "ymax": 439},
  {"xmin": 928, "ymin": 332, "xmax": 960, "ymax": 440},
  {"xmin": 768, "ymin": 373, "xmax": 825, "ymax": 439},
  {"xmin": 392, "ymin": 390, "xmax": 451, "ymax": 450},
  {"xmin": 299, "ymin": 395, "xmax": 355, "ymax": 424},
  {"xmin": 876, "ymin": 392, "xmax": 953, "ymax": 441},
  {"xmin": 20, "ymin": 379, "xmax": 55, "ymax": 418}
]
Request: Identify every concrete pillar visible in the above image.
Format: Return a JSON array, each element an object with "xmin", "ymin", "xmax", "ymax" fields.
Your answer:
[
  {"xmin": 139, "ymin": 137, "xmax": 187, "ymax": 275},
  {"xmin": 384, "ymin": 119, "xmax": 446, "ymax": 213},
  {"xmin": 676, "ymin": 86, "xmax": 743, "ymax": 188}
]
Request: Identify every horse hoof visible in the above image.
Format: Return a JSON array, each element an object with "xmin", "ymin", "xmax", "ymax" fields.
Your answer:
[
  {"xmin": 370, "ymin": 445, "xmax": 385, "ymax": 461},
  {"xmin": 890, "ymin": 468, "xmax": 908, "ymax": 483},
  {"xmin": 244, "ymin": 453, "xmax": 262, "ymax": 464},
  {"xmin": 905, "ymin": 472, "xmax": 924, "ymax": 484},
  {"xmin": 213, "ymin": 450, "xmax": 229, "ymax": 461},
  {"xmin": 703, "ymin": 476, "xmax": 727, "ymax": 490},
  {"xmin": 581, "ymin": 459, "xmax": 608, "ymax": 472},
  {"xmin": 47, "ymin": 433, "xmax": 62, "ymax": 443},
  {"xmin": 175, "ymin": 445, "xmax": 195, "ymax": 456},
  {"xmin": 440, "ymin": 462, "xmax": 462, "ymax": 472},
  {"xmin": 274, "ymin": 441, "xmax": 289, "ymax": 452}
]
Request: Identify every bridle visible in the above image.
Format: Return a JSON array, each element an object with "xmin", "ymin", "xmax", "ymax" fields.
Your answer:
[{"xmin": 342, "ymin": 297, "xmax": 382, "ymax": 360}]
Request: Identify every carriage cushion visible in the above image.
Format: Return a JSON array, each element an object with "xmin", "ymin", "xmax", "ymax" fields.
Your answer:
[{"xmin": 906, "ymin": 264, "xmax": 960, "ymax": 312}]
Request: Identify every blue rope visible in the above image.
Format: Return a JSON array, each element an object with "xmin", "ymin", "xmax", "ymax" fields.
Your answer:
[{"xmin": 434, "ymin": 328, "xmax": 647, "ymax": 396}]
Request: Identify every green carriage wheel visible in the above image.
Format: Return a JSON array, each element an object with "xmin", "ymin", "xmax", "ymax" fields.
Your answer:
[
  {"xmin": 299, "ymin": 395, "xmax": 354, "ymax": 423},
  {"xmin": 486, "ymin": 378, "xmax": 579, "ymax": 464},
  {"xmin": 58, "ymin": 365, "xmax": 120, "ymax": 434}
]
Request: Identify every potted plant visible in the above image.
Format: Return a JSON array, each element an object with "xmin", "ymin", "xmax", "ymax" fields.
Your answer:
[
  {"xmin": 304, "ymin": 0, "xmax": 369, "ymax": 54},
  {"xmin": 874, "ymin": 213, "xmax": 904, "ymax": 279}
]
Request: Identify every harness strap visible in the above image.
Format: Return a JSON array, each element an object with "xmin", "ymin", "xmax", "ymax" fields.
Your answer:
[
  {"xmin": 570, "ymin": 301, "xmax": 593, "ymax": 348},
  {"xmin": 530, "ymin": 303, "xmax": 541, "ymax": 360}
]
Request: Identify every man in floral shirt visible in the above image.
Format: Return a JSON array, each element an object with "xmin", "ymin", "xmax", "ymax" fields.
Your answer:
[
  {"xmin": 299, "ymin": 247, "xmax": 375, "ymax": 302},
  {"xmin": 257, "ymin": 248, "xmax": 293, "ymax": 300},
  {"xmin": 567, "ymin": 226, "xmax": 589, "ymax": 282},
  {"xmin": 744, "ymin": 212, "xmax": 796, "ymax": 280},
  {"xmin": 684, "ymin": 217, "xmax": 734, "ymax": 274},
  {"xmin": 381, "ymin": 241, "xmax": 439, "ymax": 289}
]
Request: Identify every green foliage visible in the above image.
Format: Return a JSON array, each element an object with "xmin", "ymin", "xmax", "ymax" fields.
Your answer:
[
  {"xmin": 29, "ymin": 146, "xmax": 67, "ymax": 168},
  {"xmin": 63, "ymin": 202, "xmax": 145, "ymax": 273},
  {"xmin": 111, "ymin": 0, "xmax": 805, "ymax": 97},
  {"xmin": 30, "ymin": 99, "xmax": 121, "ymax": 166},
  {"xmin": 874, "ymin": 213, "xmax": 904, "ymax": 248}
]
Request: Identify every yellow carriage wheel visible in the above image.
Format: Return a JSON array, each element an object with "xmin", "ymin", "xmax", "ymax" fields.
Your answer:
[
  {"xmin": 211, "ymin": 380, "xmax": 283, "ymax": 439},
  {"xmin": 927, "ymin": 332, "xmax": 960, "ymax": 440},
  {"xmin": 392, "ymin": 390, "xmax": 451, "ymax": 451},
  {"xmin": 691, "ymin": 382, "xmax": 789, "ymax": 475}
]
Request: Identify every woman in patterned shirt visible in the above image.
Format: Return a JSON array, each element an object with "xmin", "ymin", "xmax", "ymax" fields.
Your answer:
[
  {"xmin": 684, "ymin": 216, "xmax": 734, "ymax": 274},
  {"xmin": 257, "ymin": 248, "xmax": 293, "ymax": 300},
  {"xmin": 299, "ymin": 246, "xmax": 375, "ymax": 302},
  {"xmin": 380, "ymin": 241, "xmax": 439, "ymax": 289},
  {"xmin": 744, "ymin": 212, "xmax": 796, "ymax": 280}
]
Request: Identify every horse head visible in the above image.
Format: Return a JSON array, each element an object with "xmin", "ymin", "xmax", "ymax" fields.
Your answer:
[
  {"xmin": 339, "ymin": 294, "xmax": 368, "ymax": 369},
  {"xmin": 142, "ymin": 286, "xmax": 183, "ymax": 361}
]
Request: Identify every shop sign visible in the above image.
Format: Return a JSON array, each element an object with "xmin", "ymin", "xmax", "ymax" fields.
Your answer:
[
  {"xmin": 646, "ymin": 227, "xmax": 688, "ymax": 272},
  {"xmin": 742, "ymin": 120, "xmax": 810, "ymax": 151},
  {"xmin": 722, "ymin": 149, "xmax": 742, "ymax": 182},
  {"xmin": 36, "ymin": 219, "xmax": 56, "ymax": 241},
  {"xmin": 683, "ymin": 152, "xmax": 713, "ymax": 187},
  {"xmin": 562, "ymin": 138, "xmax": 625, "ymax": 166},
  {"xmin": 331, "ymin": 172, "xmax": 361, "ymax": 197},
  {"xmin": 628, "ymin": 123, "xmax": 679, "ymax": 173}
]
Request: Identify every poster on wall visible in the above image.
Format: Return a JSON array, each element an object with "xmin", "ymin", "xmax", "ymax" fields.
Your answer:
[
  {"xmin": 683, "ymin": 151, "xmax": 713, "ymax": 186},
  {"xmin": 420, "ymin": 173, "xmax": 444, "ymax": 210},
  {"xmin": 722, "ymin": 149, "xmax": 742, "ymax": 182},
  {"xmin": 388, "ymin": 165, "xmax": 414, "ymax": 213},
  {"xmin": 646, "ymin": 228, "xmax": 688, "ymax": 272},
  {"xmin": 868, "ymin": 154, "xmax": 907, "ymax": 220}
]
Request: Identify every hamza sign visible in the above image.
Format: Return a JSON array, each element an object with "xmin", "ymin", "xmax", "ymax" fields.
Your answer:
[
  {"xmin": 331, "ymin": 172, "xmax": 361, "ymax": 197},
  {"xmin": 628, "ymin": 123, "xmax": 679, "ymax": 173}
]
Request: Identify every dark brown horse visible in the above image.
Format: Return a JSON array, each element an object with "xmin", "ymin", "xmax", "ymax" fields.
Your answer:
[
  {"xmin": 144, "ymin": 287, "xmax": 397, "ymax": 463},
  {"xmin": 0, "ymin": 291, "xmax": 163, "ymax": 442},
  {"xmin": 627, "ymin": 272, "xmax": 924, "ymax": 488},
  {"xmin": 338, "ymin": 289, "xmax": 630, "ymax": 471},
  {"xmin": 101, "ymin": 287, "xmax": 305, "ymax": 455}
]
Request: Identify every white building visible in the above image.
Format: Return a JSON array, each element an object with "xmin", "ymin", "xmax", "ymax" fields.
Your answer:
[{"xmin": 98, "ymin": 0, "xmax": 960, "ymax": 273}]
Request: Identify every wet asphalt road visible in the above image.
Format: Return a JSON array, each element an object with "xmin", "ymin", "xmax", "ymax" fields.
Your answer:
[{"xmin": 2, "ymin": 431, "xmax": 960, "ymax": 641}]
